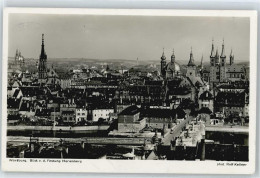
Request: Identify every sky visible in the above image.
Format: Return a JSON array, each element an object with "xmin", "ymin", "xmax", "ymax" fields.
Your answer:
[{"xmin": 8, "ymin": 14, "xmax": 250, "ymax": 64}]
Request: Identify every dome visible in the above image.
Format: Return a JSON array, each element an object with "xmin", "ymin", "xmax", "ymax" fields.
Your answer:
[
  {"xmin": 161, "ymin": 53, "xmax": 166, "ymax": 61},
  {"xmin": 165, "ymin": 62, "xmax": 181, "ymax": 73}
]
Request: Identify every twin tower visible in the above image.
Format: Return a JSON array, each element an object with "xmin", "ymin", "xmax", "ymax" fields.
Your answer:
[
  {"xmin": 160, "ymin": 39, "xmax": 235, "ymax": 80},
  {"xmin": 210, "ymin": 40, "xmax": 234, "ymax": 67}
]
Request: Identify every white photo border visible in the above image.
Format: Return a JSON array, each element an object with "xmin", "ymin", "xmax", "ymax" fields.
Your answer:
[{"xmin": 1, "ymin": 8, "xmax": 257, "ymax": 174}]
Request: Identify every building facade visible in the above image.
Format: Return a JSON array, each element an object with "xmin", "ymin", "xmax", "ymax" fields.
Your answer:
[{"xmin": 38, "ymin": 34, "xmax": 48, "ymax": 84}]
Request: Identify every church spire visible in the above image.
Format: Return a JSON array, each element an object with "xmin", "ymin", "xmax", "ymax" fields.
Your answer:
[
  {"xmin": 221, "ymin": 38, "xmax": 226, "ymax": 57},
  {"xmin": 200, "ymin": 55, "xmax": 203, "ymax": 68},
  {"xmin": 38, "ymin": 34, "xmax": 48, "ymax": 82},
  {"xmin": 215, "ymin": 48, "xmax": 220, "ymax": 65},
  {"xmin": 230, "ymin": 49, "xmax": 234, "ymax": 65},
  {"xmin": 210, "ymin": 38, "xmax": 215, "ymax": 57},
  {"xmin": 171, "ymin": 48, "xmax": 175, "ymax": 63},
  {"xmin": 161, "ymin": 48, "xmax": 166, "ymax": 61},
  {"xmin": 40, "ymin": 34, "xmax": 47, "ymax": 59},
  {"xmin": 188, "ymin": 47, "xmax": 196, "ymax": 66},
  {"xmin": 230, "ymin": 48, "xmax": 233, "ymax": 57},
  {"xmin": 215, "ymin": 48, "xmax": 219, "ymax": 57}
]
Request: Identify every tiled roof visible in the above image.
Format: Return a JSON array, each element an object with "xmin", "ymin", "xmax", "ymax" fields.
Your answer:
[
  {"xmin": 7, "ymin": 98, "xmax": 21, "ymax": 109},
  {"xmin": 62, "ymin": 110, "xmax": 75, "ymax": 115},
  {"xmin": 13, "ymin": 89, "xmax": 20, "ymax": 98},
  {"xmin": 119, "ymin": 105, "xmax": 140, "ymax": 115},
  {"xmin": 198, "ymin": 107, "xmax": 212, "ymax": 114},
  {"xmin": 215, "ymin": 91, "xmax": 245, "ymax": 107},
  {"xmin": 140, "ymin": 108, "xmax": 175, "ymax": 118},
  {"xmin": 199, "ymin": 91, "xmax": 213, "ymax": 100}
]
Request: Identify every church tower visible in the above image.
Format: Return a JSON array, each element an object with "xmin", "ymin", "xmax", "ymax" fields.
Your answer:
[
  {"xmin": 38, "ymin": 34, "xmax": 47, "ymax": 83},
  {"xmin": 215, "ymin": 48, "xmax": 220, "ymax": 66},
  {"xmin": 209, "ymin": 39, "xmax": 218, "ymax": 85},
  {"xmin": 210, "ymin": 39, "xmax": 215, "ymax": 66},
  {"xmin": 220, "ymin": 39, "xmax": 226, "ymax": 81},
  {"xmin": 15, "ymin": 49, "xmax": 19, "ymax": 65},
  {"xmin": 230, "ymin": 49, "xmax": 234, "ymax": 65},
  {"xmin": 220, "ymin": 39, "xmax": 226, "ymax": 67},
  {"xmin": 186, "ymin": 47, "xmax": 197, "ymax": 77},
  {"xmin": 200, "ymin": 55, "xmax": 203, "ymax": 70},
  {"xmin": 171, "ymin": 49, "xmax": 175, "ymax": 63},
  {"xmin": 161, "ymin": 48, "xmax": 166, "ymax": 78}
]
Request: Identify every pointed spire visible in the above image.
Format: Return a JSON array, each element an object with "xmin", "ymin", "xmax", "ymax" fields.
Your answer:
[
  {"xmin": 215, "ymin": 48, "xmax": 220, "ymax": 64},
  {"xmin": 200, "ymin": 55, "xmax": 203, "ymax": 68},
  {"xmin": 230, "ymin": 48, "xmax": 233, "ymax": 57},
  {"xmin": 215, "ymin": 48, "xmax": 219, "ymax": 57},
  {"xmin": 188, "ymin": 47, "xmax": 195, "ymax": 66},
  {"xmin": 171, "ymin": 48, "xmax": 175, "ymax": 63},
  {"xmin": 221, "ymin": 38, "xmax": 226, "ymax": 57},
  {"xmin": 230, "ymin": 49, "xmax": 234, "ymax": 65},
  {"xmin": 161, "ymin": 48, "xmax": 166, "ymax": 61},
  {"xmin": 40, "ymin": 33, "xmax": 47, "ymax": 59},
  {"xmin": 42, "ymin": 34, "xmax": 44, "ymax": 45},
  {"xmin": 210, "ymin": 38, "xmax": 215, "ymax": 57}
]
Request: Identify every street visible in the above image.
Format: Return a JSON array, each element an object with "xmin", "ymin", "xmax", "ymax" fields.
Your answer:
[{"xmin": 162, "ymin": 115, "xmax": 195, "ymax": 146}]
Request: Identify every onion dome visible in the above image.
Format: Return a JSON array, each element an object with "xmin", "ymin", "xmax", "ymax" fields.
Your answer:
[{"xmin": 161, "ymin": 48, "xmax": 166, "ymax": 61}]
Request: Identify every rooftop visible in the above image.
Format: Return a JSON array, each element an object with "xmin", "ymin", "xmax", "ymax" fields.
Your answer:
[{"xmin": 119, "ymin": 105, "xmax": 140, "ymax": 116}]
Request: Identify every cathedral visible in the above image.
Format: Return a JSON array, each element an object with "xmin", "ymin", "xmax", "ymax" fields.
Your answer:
[
  {"xmin": 186, "ymin": 48, "xmax": 197, "ymax": 77},
  {"xmin": 14, "ymin": 49, "xmax": 25, "ymax": 66},
  {"xmin": 208, "ymin": 40, "xmax": 246, "ymax": 85},
  {"xmin": 38, "ymin": 34, "xmax": 48, "ymax": 84},
  {"xmin": 160, "ymin": 49, "xmax": 181, "ymax": 79},
  {"xmin": 37, "ymin": 34, "xmax": 60, "ymax": 86},
  {"xmin": 159, "ymin": 39, "xmax": 247, "ymax": 86}
]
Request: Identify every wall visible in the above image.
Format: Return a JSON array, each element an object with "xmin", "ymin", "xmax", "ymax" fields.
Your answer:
[
  {"xmin": 92, "ymin": 109, "xmax": 114, "ymax": 121},
  {"xmin": 76, "ymin": 108, "xmax": 88, "ymax": 123},
  {"xmin": 118, "ymin": 118, "xmax": 146, "ymax": 133}
]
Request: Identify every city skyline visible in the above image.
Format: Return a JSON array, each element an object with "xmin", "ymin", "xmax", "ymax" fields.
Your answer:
[
  {"xmin": 9, "ymin": 14, "xmax": 250, "ymax": 63},
  {"xmin": 4, "ymin": 8, "xmax": 257, "ymax": 174}
]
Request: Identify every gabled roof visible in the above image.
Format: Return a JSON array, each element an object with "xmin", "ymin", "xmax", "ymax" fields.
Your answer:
[
  {"xmin": 187, "ymin": 76, "xmax": 204, "ymax": 87},
  {"xmin": 13, "ymin": 89, "xmax": 21, "ymax": 98},
  {"xmin": 215, "ymin": 91, "xmax": 245, "ymax": 107},
  {"xmin": 20, "ymin": 86, "xmax": 48, "ymax": 97},
  {"xmin": 7, "ymin": 98, "xmax": 21, "ymax": 109},
  {"xmin": 19, "ymin": 100, "xmax": 34, "ymax": 111},
  {"xmin": 35, "ymin": 109, "xmax": 51, "ymax": 116},
  {"xmin": 144, "ymin": 80, "xmax": 163, "ymax": 86},
  {"xmin": 198, "ymin": 107, "xmax": 212, "ymax": 114},
  {"xmin": 199, "ymin": 91, "xmax": 213, "ymax": 100},
  {"xmin": 168, "ymin": 86, "xmax": 191, "ymax": 96},
  {"xmin": 119, "ymin": 105, "xmax": 140, "ymax": 116},
  {"xmin": 62, "ymin": 110, "xmax": 75, "ymax": 115}
]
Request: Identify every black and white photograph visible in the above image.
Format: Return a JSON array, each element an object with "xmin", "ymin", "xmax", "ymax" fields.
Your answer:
[{"xmin": 1, "ymin": 8, "xmax": 257, "ymax": 174}]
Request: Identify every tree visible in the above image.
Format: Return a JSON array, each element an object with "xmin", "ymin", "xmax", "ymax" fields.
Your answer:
[{"xmin": 97, "ymin": 118, "xmax": 105, "ymax": 126}]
